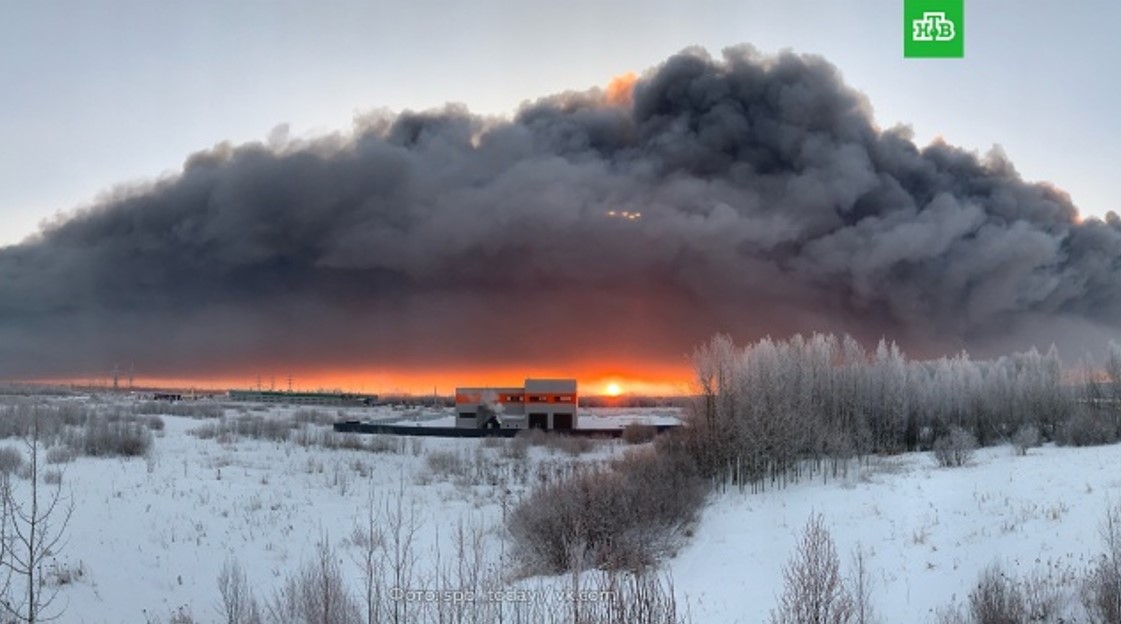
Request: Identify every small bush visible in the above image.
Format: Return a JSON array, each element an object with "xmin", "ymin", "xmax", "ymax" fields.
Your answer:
[
  {"xmin": 293, "ymin": 409, "xmax": 331, "ymax": 426},
  {"xmin": 365, "ymin": 436, "xmax": 403, "ymax": 454},
  {"xmin": 512, "ymin": 430, "xmax": 594, "ymax": 455},
  {"xmin": 76, "ymin": 418, "xmax": 153, "ymax": 457},
  {"xmin": 936, "ymin": 562, "xmax": 1074, "ymax": 624},
  {"xmin": 1082, "ymin": 503, "xmax": 1121, "ymax": 624},
  {"xmin": 0, "ymin": 446, "xmax": 23, "ymax": 474},
  {"xmin": 504, "ymin": 436, "xmax": 530, "ymax": 461},
  {"xmin": 266, "ymin": 541, "xmax": 361, "ymax": 624},
  {"xmin": 515, "ymin": 428, "xmax": 550, "ymax": 446},
  {"xmin": 933, "ymin": 427, "xmax": 976, "ymax": 468},
  {"xmin": 425, "ymin": 450, "xmax": 466, "ymax": 477},
  {"xmin": 217, "ymin": 558, "xmax": 262, "ymax": 624},
  {"xmin": 547, "ymin": 434, "xmax": 594, "ymax": 456},
  {"xmin": 1012, "ymin": 424, "xmax": 1041, "ymax": 456},
  {"xmin": 45, "ymin": 445, "xmax": 76, "ymax": 464},
  {"xmin": 145, "ymin": 415, "xmax": 166, "ymax": 431},
  {"xmin": 1056, "ymin": 410, "xmax": 1119, "ymax": 447},
  {"xmin": 42, "ymin": 469, "xmax": 63, "ymax": 485},
  {"xmin": 45, "ymin": 560, "xmax": 86, "ymax": 587},
  {"xmin": 622, "ymin": 424, "xmax": 658, "ymax": 445},
  {"xmin": 969, "ymin": 564, "xmax": 1026, "ymax": 624},
  {"xmin": 508, "ymin": 443, "xmax": 706, "ymax": 574},
  {"xmin": 480, "ymin": 436, "xmax": 504, "ymax": 449}
]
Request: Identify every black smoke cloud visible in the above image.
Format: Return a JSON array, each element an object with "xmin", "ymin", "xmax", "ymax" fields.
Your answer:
[{"xmin": 2, "ymin": 45, "xmax": 1120, "ymax": 379}]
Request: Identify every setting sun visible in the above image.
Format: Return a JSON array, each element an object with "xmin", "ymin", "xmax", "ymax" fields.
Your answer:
[{"xmin": 605, "ymin": 382, "xmax": 622, "ymax": 396}]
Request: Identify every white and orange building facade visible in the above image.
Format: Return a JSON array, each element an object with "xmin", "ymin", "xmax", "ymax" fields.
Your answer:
[{"xmin": 454, "ymin": 379, "xmax": 578, "ymax": 431}]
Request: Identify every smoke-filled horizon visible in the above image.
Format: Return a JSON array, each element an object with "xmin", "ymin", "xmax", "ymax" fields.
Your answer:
[{"xmin": 2, "ymin": 45, "xmax": 1120, "ymax": 381}]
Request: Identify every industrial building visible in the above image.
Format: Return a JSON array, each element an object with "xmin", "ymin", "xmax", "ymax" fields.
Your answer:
[
  {"xmin": 227, "ymin": 390, "xmax": 378, "ymax": 407},
  {"xmin": 455, "ymin": 379, "xmax": 577, "ymax": 430}
]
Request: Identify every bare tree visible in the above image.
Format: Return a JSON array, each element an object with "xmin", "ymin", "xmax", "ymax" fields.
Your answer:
[
  {"xmin": 351, "ymin": 493, "xmax": 384, "ymax": 624},
  {"xmin": 770, "ymin": 513, "xmax": 853, "ymax": 624},
  {"xmin": 847, "ymin": 545, "xmax": 878, "ymax": 624},
  {"xmin": 1, "ymin": 418, "xmax": 73, "ymax": 623},
  {"xmin": 267, "ymin": 537, "xmax": 360, "ymax": 624},
  {"xmin": 382, "ymin": 482, "xmax": 419, "ymax": 624},
  {"xmin": 346, "ymin": 480, "xmax": 421, "ymax": 624}
]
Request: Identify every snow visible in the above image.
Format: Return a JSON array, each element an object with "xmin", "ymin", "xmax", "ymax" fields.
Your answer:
[
  {"xmin": 670, "ymin": 444, "xmax": 1121, "ymax": 622},
  {"xmin": 14, "ymin": 396, "xmax": 1121, "ymax": 622}
]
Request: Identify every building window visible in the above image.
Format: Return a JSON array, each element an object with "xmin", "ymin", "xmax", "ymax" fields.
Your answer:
[{"xmin": 459, "ymin": 412, "xmax": 477, "ymax": 419}]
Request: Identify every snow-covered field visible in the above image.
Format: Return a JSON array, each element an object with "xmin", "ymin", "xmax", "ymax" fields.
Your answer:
[
  {"xmin": 12, "ymin": 396, "xmax": 1121, "ymax": 622},
  {"xmin": 672, "ymin": 444, "xmax": 1121, "ymax": 622}
]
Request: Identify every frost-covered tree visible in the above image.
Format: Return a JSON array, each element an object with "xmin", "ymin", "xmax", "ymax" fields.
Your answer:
[
  {"xmin": 771, "ymin": 514, "xmax": 853, "ymax": 624},
  {"xmin": 686, "ymin": 332, "xmax": 1081, "ymax": 489}
]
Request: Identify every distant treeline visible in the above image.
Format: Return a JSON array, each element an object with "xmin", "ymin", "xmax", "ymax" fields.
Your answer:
[{"xmin": 682, "ymin": 333, "xmax": 1121, "ymax": 490}]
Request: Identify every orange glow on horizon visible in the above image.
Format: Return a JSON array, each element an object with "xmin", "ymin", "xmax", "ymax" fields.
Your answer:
[
  {"xmin": 38, "ymin": 362, "xmax": 692, "ymax": 397},
  {"xmin": 605, "ymin": 71, "xmax": 637, "ymax": 106}
]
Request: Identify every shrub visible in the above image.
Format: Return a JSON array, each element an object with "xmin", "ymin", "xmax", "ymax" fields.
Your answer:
[
  {"xmin": 935, "ymin": 562, "xmax": 1073, "ymax": 624},
  {"xmin": 266, "ymin": 541, "xmax": 361, "ymax": 624},
  {"xmin": 546, "ymin": 434, "xmax": 594, "ymax": 456},
  {"xmin": 968, "ymin": 564, "xmax": 1026, "ymax": 624},
  {"xmin": 76, "ymin": 418, "xmax": 153, "ymax": 457},
  {"xmin": 1082, "ymin": 503, "xmax": 1121, "ymax": 624},
  {"xmin": 933, "ymin": 427, "xmax": 976, "ymax": 468},
  {"xmin": 1055, "ymin": 410, "xmax": 1119, "ymax": 447},
  {"xmin": 133, "ymin": 401, "xmax": 222, "ymax": 419},
  {"xmin": 480, "ymin": 436, "xmax": 504, "ymax": 449},
  {"xmin": 425, "ymin": 450, "xmax": 465, "ymax": 478},
  {"xmin": 504, "ymin": 436, "xmax": 530, "ymax": 461},
  {"xmin": 217, "ymin": 558, "xmax": 262, "ymax": 624},
  {"xmin": 508, "ymin": 443, "xmax": 706, "ymax": 574},
  {"xmin": 622, "ymin": 424, "xmax": 658, "ymax": 445},
  {"xmin": 0, "ymin": 446, "xmax": 23, "ymax": 475},
  {"xmin": 365, "ymin": 436, "xmax": 403, "ymax": 454},
  {"xmin": 42, "ymin": 469, "xmax": 62, "ymax": 485},
  {"xmin": 45, "ymin": 445, "xmax": 76, "ymax": 465},
  {"xmin": 145, "ymin": 415, "xmax": 166, "ymax": 432},
  {"xmin": 293, "ymin": 409, "xmax": 331, "ymax": 426},
  {"xmin": 770, "ymin": 514, "xmax": 854, "ymax": 624},
  {"xmin": 515, "ymin": 427, "xmax": 550, "ymax": 447},
  {"xmin": 1011, "ymin": 424, "xmax": 1041, "ymax": 456}
]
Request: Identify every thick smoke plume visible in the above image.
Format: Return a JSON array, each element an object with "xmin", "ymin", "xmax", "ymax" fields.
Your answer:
[{"xmin": 2, "ymin": 45, "xmax": 1119, "ymax": 380}]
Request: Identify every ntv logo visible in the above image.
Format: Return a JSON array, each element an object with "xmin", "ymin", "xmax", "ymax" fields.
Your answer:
[
  {"xmin": 904, "ymin": 0, "xmax": 964, "ymax": 58},
  {"xmin": 912, "ymin": 12, "xmax": 955, "ymax": 42}
]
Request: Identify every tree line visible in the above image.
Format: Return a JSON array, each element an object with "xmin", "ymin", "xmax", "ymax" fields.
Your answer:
[{"xmin": 685, "ymin": 333, "xmax": 1121, "ymax": 490}]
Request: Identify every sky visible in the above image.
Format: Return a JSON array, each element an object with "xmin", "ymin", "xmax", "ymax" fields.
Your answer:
[
  {"xmin": 3, "ymin": 0, "xmax": 1118, "ymax": 245},
  {"xmin": 1, "ymin": 1, "xmax": 1120, "ymax": 394}
]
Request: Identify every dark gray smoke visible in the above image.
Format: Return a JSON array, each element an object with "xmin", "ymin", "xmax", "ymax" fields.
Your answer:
[{"xmin": 2, "ymin": 45, "xmax": 1119, "ymax": 380}]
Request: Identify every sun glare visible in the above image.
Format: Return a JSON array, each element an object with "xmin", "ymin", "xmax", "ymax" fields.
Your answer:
[{"xmin": 605, "ymin": 382, "xmax": 622, "ymax": 396}]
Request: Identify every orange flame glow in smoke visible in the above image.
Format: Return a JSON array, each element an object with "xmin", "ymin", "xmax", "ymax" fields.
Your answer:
[{"xmin": 605, "ymin": 72, "xmax": 637, "ymax": 106}]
